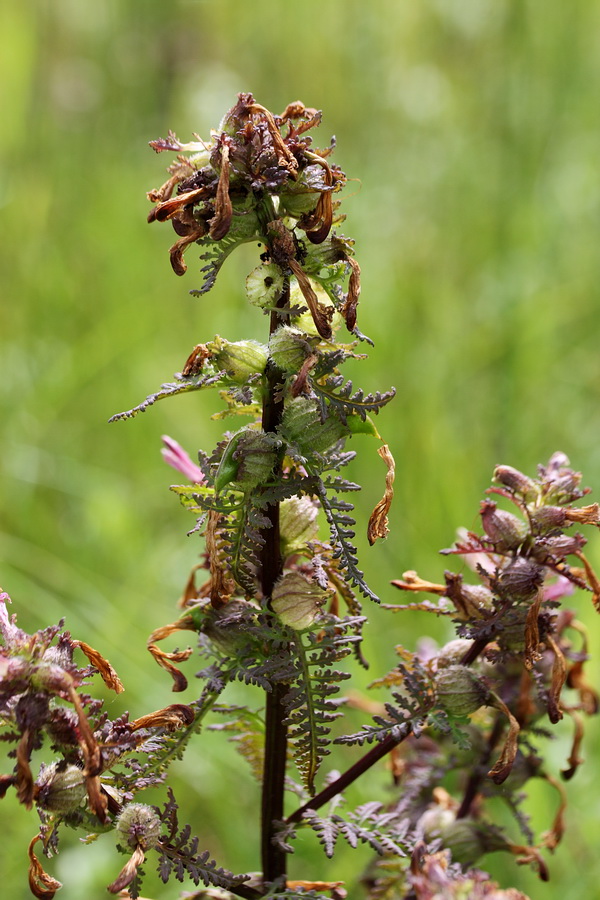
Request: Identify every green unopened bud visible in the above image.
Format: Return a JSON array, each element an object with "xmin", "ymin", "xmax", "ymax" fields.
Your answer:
[
  {"xmin": 199, "ymin": 600, "xmax": 258, "ymax": 655},
  {"xmin": 215, "ymin": 429, "xmax": 279, "ymax": 492},
  {"xmin": 232, "ymin": 430, "xmax": 279, "ymax": 488},
  {"xmin": 480, "ymin": 500, "xmax": 528, "ymax": 550},
  {"xmin": 279, "ymin": 397, "xmax": 346, "ymax": 455},
  {"xmin": 269, "ymin": 326, "xmax": 316, "ymax": 374},
  {"xmin": 280, "ymin": 496, "xmax": 319, "ymax": 557},
  {"xmin": 36, "ymin": 763, "xmax": 86, "ymax": 813},
  {"xmin": 116, "ymin": 803, "xmax": 161, "ymax": 851},
  {"xmin": 245, "ymin": 263, "xmax": 284, "ymax": 309},
  {"xmin": 207, "ymin": 336, "xmax": 268, "ymax": 383},
  {"xmin": 435, "ymin": 665, "xmax": 488, "ymax": 717},
  {"xmin": 440, "ymin": 818, "xmax": 509, "ymax": 867},
  {"xmin": 271, "ymin": 572, "xmax": 329, "ymax": 630},
  {"xmin": 418, "ymin": 806, "xmax": 456, "ymax": 842},
  {"xmin": 436, "ymin": 639, "xmax": 474, "ymax": 668}
]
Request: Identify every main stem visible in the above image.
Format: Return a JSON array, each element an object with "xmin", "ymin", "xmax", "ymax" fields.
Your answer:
[{"xmin": 260, "ymin": 282, "xmax": 290, "ymax": 887}]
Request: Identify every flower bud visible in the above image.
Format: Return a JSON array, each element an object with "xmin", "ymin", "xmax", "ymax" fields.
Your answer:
[
  {"xmin": 439, "ymin": 818, "xmax": 508, "ymax": 867},
  {"xmin": 530, "ymin": 505, "xmax": 567, "ymax": 531},
  {"xmin": 280, "ymin": 496, "xmax": 319, "ymax": 557},
  {"xmin": 279, "ymin": 397, "xmax": 346, "ymax": 455},
  {"xmin": 199, "ymin": 600, "xmax": 258, "ymax": 655},
  {"xmin": 436, "ymin": 639, "xmax": 474, "ymax": 669},
  {"xmin": 245, "ymin": 263, "xmax": 284, "ymax": 309},
  {"xmin": 496, "ymin": 558, "xmax": 543, "ymax": 602},
  {"xmin": 269, "ymin": 326, "xmax": 316, "ymax": 374},
  {"xmin": 493, "ymin": 465, "xmax": 538, "ymax": 500},
  {"xmin": 116, "ymin": 803, "xmax": 161, "ymax": 851},
  {"xmin": 215, "ymin": 429, "xmax": 279, "ymax": 492},
  {"xmin": 480, "ymin": 500, "xmax": 527, "ymax": 550},
  {"xmin": 435, "ymin": 665, "xmax": 488, "ymax": 717},
  {"xmin": 271, "ymin": 572, "xmax": 329, "ymax": 630},
  {"xmin": 206, "ymin": 336, "xmax": 268, "ymax": 383},
  {"xmin": 232, "ymin": 430, "xmax": 279, "ymax": 487},
  {"xmin": 36, "ymin": 763, "xmax": 86, "ymax": 813}
]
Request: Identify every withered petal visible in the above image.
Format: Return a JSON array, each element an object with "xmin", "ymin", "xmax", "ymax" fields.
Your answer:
[
  {"xmin": 487, "ymin": 694, "xmax": 521, "ymax": 784},
  {"xmin": 209, "ymin": 144, "xmax": 233, "ymax": 241},
  {"xmin": 130, "ymin": 703, "xmax": 195, "ymax": 732},
  {"xmin": 367, "ymin": 445, "xmax": 395, "ymax": 545},
  {"xmin": 73, "ymin": 640, "xmax": 124, "ymax": 694},
  {"xmin": 28, "ymin": 835, "xmax": 62, "ymax": 900},
  {"xmin": 16, "ymin": 731, "xmax": 34, "ymax": 808},
  {"xmin": 288, "ymin": 259, "xmax": 333, "ymax": 340},
  {"xmin": 545, "ymin": 634, "xmax": 566, "ymax": 724},
  {"xmin": 340, "ymin": 257, "xmax": 361, "ymax": 332},
  {"xmin": 107, "ymin": 846, "xmax": 146, "ymax": 894}
]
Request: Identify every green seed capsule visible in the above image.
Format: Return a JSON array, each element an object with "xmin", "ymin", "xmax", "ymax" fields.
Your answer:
[
  {"xmin": 245, "ymin": 263, "xmax": 284, "ymax": 309},
  {"xmin": 271, "ymin": 572, "xmax": 329, "ymax": 630},
  {"xmin": 116, "ymin": 803, "xmax": 161, "ymax": 851},
  {"xmin": 435, "ymin": 665, "xmax": 488, "ymax": 717},
  {"xmin": 279, "ymin": 397, "xmax": 346, "ymax": 455},
  {"xmin": 36, "ymin": 763, "xmax": 87, "ymax": 813},
  {"xmin": 206, "ymin": 336, "xmax": 268, "ymax": 383}
]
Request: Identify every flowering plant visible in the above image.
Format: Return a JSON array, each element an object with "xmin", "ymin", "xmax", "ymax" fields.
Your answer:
[{"xmin": 0, "ymin": 95, "xmax": 598, "ymax": 900}]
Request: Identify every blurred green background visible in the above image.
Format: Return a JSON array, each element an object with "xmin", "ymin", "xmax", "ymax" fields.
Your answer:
[{"xmin": 2, "ymin": 0, "xmax": 600, "ymax": 897}]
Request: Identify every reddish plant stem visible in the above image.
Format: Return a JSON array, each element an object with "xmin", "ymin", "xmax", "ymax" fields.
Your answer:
[
  {"xmin": 285, "ymin": 638, "xmax": 495, "ymax": 826},
  {"xmin": 286, "ymin": 726, "xmax": 412, "ymax": 825},
  {"xmin": 260, "ymin": 281, "xmax": 290, "ymax": 887}
]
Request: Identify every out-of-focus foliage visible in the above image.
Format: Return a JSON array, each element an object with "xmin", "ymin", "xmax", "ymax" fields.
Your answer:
[{"xmin": 1, "ymin": 1, "xmax": 600, "ymax": 898}]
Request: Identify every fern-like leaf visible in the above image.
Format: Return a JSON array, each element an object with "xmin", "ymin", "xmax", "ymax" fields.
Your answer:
[
  {"xmin": 284, "ymin": 619, "xmax": 363, "ymax": 793},
  {"xmin": 314, "ymin": 376, "xmax": 396, "ymax": 423},
  {"xmin": 317, "ymin": 485, "xmax": 379, "ymax": 603},
  {"xmin": 157, "ymin": 789, "xmax": 250, "ymax": 889},
  {"xmin": 109, "ymin": 371, "xmax": 224, "ymax": 421},
  {"xmin": 301, "ymin": 802, "xmax": 409, "ymax": 859}
]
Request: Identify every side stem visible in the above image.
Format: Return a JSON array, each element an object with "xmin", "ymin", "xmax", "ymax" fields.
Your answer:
[{"xmin": 260, "ymin": 281, "xmax": 290, "ymax": 887}]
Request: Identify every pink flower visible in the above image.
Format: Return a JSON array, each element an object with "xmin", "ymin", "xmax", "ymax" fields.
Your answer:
[{"xmin": 161, "ymin": 435, "xmax": 205, "ymax": 484}]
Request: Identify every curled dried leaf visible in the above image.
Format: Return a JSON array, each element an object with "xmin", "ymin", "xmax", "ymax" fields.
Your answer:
[
  {"xmin": 540, "ymin": 773, "xmax": 567, "ymax": 851},
  {"xmin": 209, "ymin": 144, "xmax": 233, "ymax": 240},
  {"xmin": 367, "ymin": 444, "xmax": 395, "ymax": 545},
  {"xmin": 523, "ymin": 589, "xmax": 543, "ymax": 670},
  {"xmin": 73, "ymin": 640, "xmax": 124, "ymax": 694},
  {"xmin": 149, "ymin": 187, "xmax": 209, "ymax": 223},
  {"xmin": 147, "ymin": 617, "xmax": 196, "ymax": 692},
  {"xmin": 390, "ymin": 570, "xmax": 446, "ymax": 595},
  {"xmin": 16, "ymin": 731, "xmax": 34, "ymax": 808},
  {"xmin": 565, "ymin": 502, "xmax": 600, "ymax": 525},
  {"xmin": 169, "ymin": 226, "xmax": 208, "ymax": 276},
  {"xmin": 28, "ymin": 835, "xmax": 62, "ymax": 900},
  {"xmin": 288, "ymin": 259, "xmax": 333, "ymax": 340},
  {"xmin": 291, "ymin": 353, "xmax": 318, "ymax": 397},
  {"xmin": 575, "ymin": 550, "xmax": 600, "ymax": 611},
  {"xmin": 107, "ymin": 845, "xmax": 146, "ymax": 894},
  {"xmin": 340, "ymin": 257, "xmax": 361, "ymax": 332},
  {"xmin": 287, "ymin": 881, "xmax": 345, "ymax": 895},
  {"xmin": 487, "ymin": 694, "xmax": 521, "ymax": 784},
  {"xmin": 509, "ymin": 843, "xmax": 549, "ymax": 882},
  {"xmin": 561, "ymin": 707, "xmax": 585, "ymax": 780},
  {"xmin": 545, "ymin": 634, "xmax": 566, "ymax": 723},
  {"xmin": 130, "ymin": 703, "xmax": 195, "ymax": 732},
  {"xmin": 250, "ymin": 102, "xmax": 298, "ymax": 172}
]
